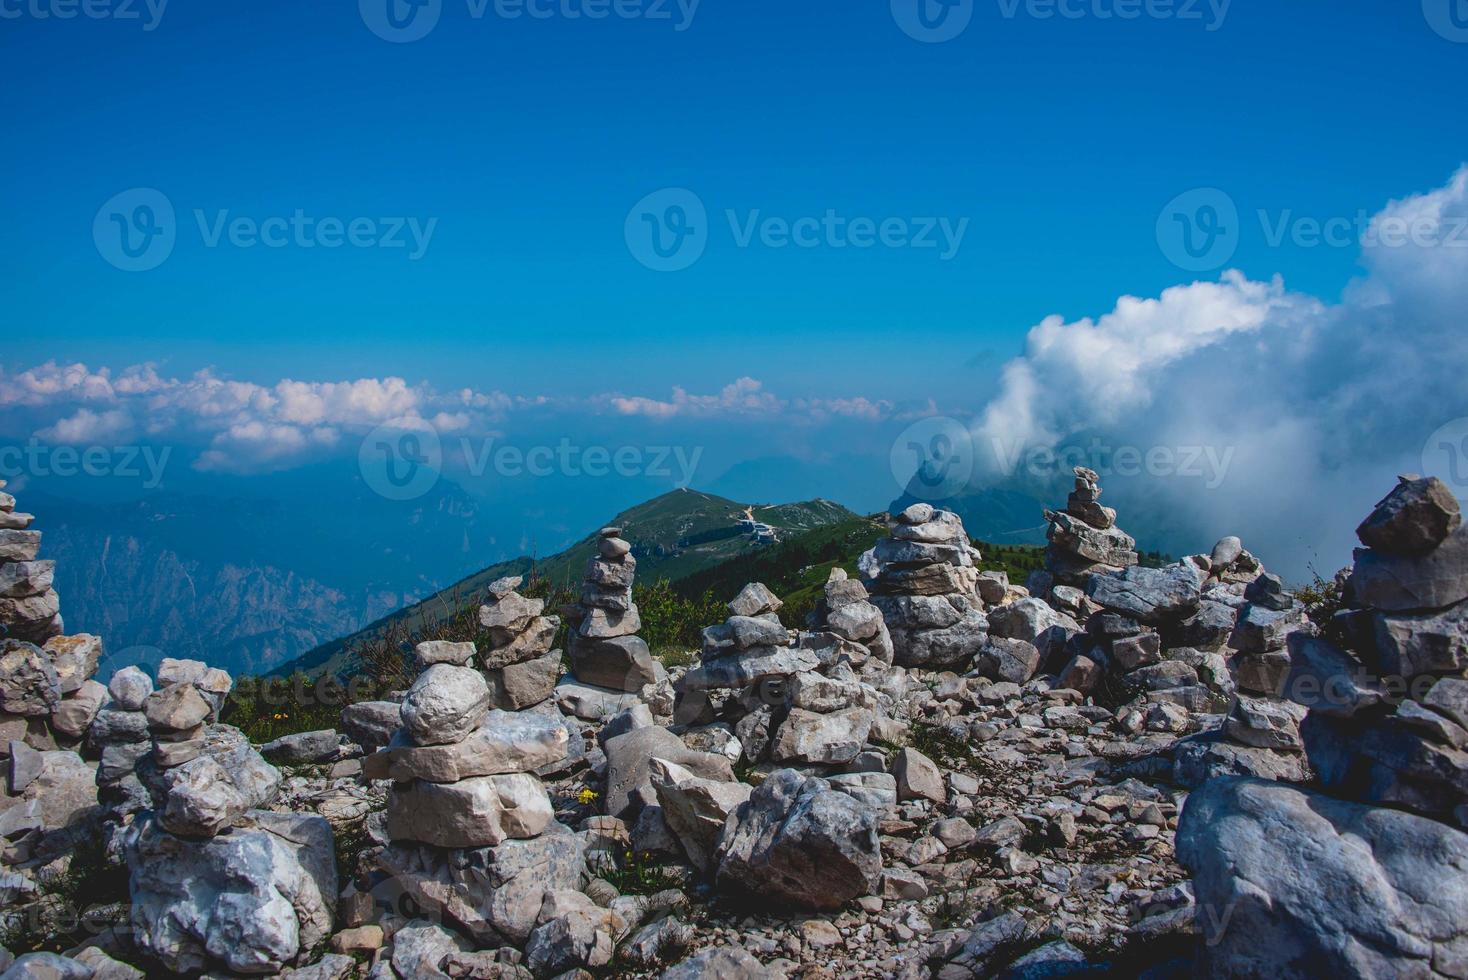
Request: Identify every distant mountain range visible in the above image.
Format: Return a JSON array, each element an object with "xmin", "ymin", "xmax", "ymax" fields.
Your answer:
[{"xmin": 272, "ymin": 489, "xmax": 859, "ymax": 679}]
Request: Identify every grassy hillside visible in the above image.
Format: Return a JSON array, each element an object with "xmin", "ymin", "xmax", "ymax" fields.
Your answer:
[{"xmin": 272, "ymin": 489, "xmax": 855, "ymax": 679}]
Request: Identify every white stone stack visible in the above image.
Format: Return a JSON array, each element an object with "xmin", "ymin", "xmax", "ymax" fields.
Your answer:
[
  {"xmin": 1038, "ymin": 466, "xmax": 1139, "ymax": 590},
  {"xmin": 109, "ymin": 661, "xmax": 340, "ymax": 976},
  {"xmin": 371, "ymin": 638, "xmax": 588, "ymax": 947},
  {"xmin": 0, "ymin": 479, "xmax": 61, "ymax": 644},
  {"xmin": 372, "ymin": 639, "xmax": 567, "ymax": 848},
  {"xmin": 478, "ymin": 575, "xmax": 562, "ymax": 710},
  {"xmin": 564, "ymin": 527, "xmax": 660, "ymax": 694},
  {"xmin": 859, "ymin": 503, "xmax": 989, "ymax": 669},
  {"xmin": 672, "ymin": 582, "xmax": 890, "ymax": 781}
]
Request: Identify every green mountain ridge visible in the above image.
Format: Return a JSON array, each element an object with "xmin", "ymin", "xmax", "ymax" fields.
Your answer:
[{"xmin": 272, "ymin": 489, "xmax": 857, "ymax": 679}]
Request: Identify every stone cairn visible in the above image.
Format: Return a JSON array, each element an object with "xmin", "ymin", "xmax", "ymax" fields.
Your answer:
[
  {"xmin": 0, "ymin": 479, "xmax": 109, "ymax": 756},
  {"xmin": 99, "ymin": 660, "xmax": 341, "ymax": 975},
  {"xmin": 668, "ymin": 583, "xmax": 898, "ymax": 814},
  {"xmin": 0, "ymin": 482, "xmax": 110, "ymax": 867},
  {"xmin": 859, "ymin": 503, "xmax": 989, "ymax": 670},
  {"xmin": 810, "ymin": 567, "xmax": 894, "ymax": 667},
  {"xmin": 1293, "ymin": 475, "xmax": 1468, "ymax": 821},
  {"xmin": 563, "ymin": 527, "xmax": 660, "ymax": 696},
  {"xmin": 478, "ymin": 575, "xmax": 563, "ymax": 711},
  {"xmin": 369, "ymin": 637, "xmax": 585, "ymax": 947},
  {"xmin": 1176, "ymin": 475, "xmax": 1468, "ymax": 978},
  {"xmin": 1036, "ymin": 467, "xmax": 1139, "ymax": 595},
  {"xmin": 0, "ymin": 478, "xmax": 62, "ymax": 644}
]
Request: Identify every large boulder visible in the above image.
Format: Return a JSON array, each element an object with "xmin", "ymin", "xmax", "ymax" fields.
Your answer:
[
  {"xmin": 1358, "ymin": 475, "xmax": 1462, "ymax": 557},
  {"xmin": 1085, "ymin": 563, "xmax": 1202, "ymax": 624},
  {"xmin": 126, "ymin": 810, "xmax": 336, "ymax": 976},
  {"xmin": 602, "ymin": 726, "xmax": 735, "ymax": 821},
  {"xmin": 0, "ymin": 640, "xmax": 61, "ymax": 717},
  {"xmin": 386, "ymin": 773, "xmax": 552, "ymax": 848},
  {"xmin": 399, "ymin": 665, "xmax": 493, "ymax": 746},
  {"xmin": 377, "ymin": 821, "xmax": 587, "ymax": 945},
  {"xmin": 1351, "ymin": 524, "xmax": 1468, "ymax": 613},
  {"xmin": 1177, "ymin": 776, "xmax": 1468, "ymax": 979},
  {"xmin": 769, "ymin": 707, "xmax": 874, "ymax": 766},
  {"xmin": 649, "ymin": 757, "xmax": 753, "ymax": 873},
  {"xmin": 365, "ymin": 709, "xmax": 568, "ymax": 783},
  {"xmin": 715, "ymin": 768, "xmax": 881, "ymax": 911}
]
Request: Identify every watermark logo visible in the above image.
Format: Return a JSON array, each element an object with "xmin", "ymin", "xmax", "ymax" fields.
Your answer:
[
  {"xmin": 1423, "ymin": 0, "xmax": 1468, "ymax": 42},
  {"xmin": 0, "ymin": 440, "xmax": 171, "ymax": 489},
  {"xmin": 625, "ymin": 188, "xmax": 708, "ymax": 272},
  {"xmin": 891, "ymin": 416, "xmax": 974, "ymax": 500},
  {"xmin": 360, "ymin": 0, "xmax": 699, "ymax": 42},
  {"xmin": 627, "ymin": 187, "xmax": 969, "ymax": 271},
  {"xmin": 1424, "ymin": 418, "xmax": 1468, "ymax": 499},
  {"xmin": 94, "ymin": 188, "xmax": 176, "ymax": 273},
  {"xmin": 991, "ymin": 435, "xmax": 1235, "ymax": 489},
  {"xmin": 359, "ymin": 418, "xmax": 443, "ymax": 501},
  {"xmin": 93, "ymin": 189, "xmax": 438, "ymax": 271},
  {"xmin": 360, "ymin": 0, "xmax": 442, "ymax": 42},
  {"xmin": 995, "ymin": 0, "xmax": 1231, "ymax": 30},
  {"xmin": 1157, "ymin": 187, "xmax": 1238, "ymax": 272},
  {"xmin": 891, "ymin": 0, "xmax": 974, "ymax": 42},
  {"xmin": 0, "ymin": 0, "xmax": 168, "ymax": 30}
]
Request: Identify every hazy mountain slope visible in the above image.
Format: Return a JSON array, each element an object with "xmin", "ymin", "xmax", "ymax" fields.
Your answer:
[{"xmin": 274, "ymin": 489, "xmax": 857, "ymax": 679}]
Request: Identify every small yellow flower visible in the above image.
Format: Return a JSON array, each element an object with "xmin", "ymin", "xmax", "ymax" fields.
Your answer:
[{"xmin": 577, "ymin": 788, "xmax": 598, "ymax": 806}]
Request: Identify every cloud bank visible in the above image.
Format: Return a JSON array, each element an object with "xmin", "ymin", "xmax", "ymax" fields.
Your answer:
[
  {"xmin": 0, "ymin": 362, "xmax": 906, "ymax": 474},
  {"xmin": 970, "ymin": 166, "xmax": 1468, "ymax": 578}
]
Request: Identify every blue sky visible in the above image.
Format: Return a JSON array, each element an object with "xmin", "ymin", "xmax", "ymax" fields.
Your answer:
[
  {"xmin": 5, "ymin": 0, "xmax": 1468, "ymax": 580},
  {"xmin": 5, "ymin": 0, "xmax": 1465, "ymax": 400}
]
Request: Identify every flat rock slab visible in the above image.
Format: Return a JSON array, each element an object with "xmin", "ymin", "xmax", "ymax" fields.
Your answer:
[{"xmin": 1178, "ymin": 776, "xmax": 1468, "ymax": 979}]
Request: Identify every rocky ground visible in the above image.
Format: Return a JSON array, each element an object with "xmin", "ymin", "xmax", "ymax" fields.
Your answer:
[{"xmin": 3, "ymin": 472, "xmax": 1467, "ymax": 979}]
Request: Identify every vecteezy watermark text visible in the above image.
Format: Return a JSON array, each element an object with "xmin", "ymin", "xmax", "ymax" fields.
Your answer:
[
  {"xmin": 359, "ymin": 420, "xmax": 703, "ymax": 500},
  {"xmin": 93, "ymin": 188, "xmax": 438, "ymax": 272},
  {"xmin": 359, "ymin": 0, "xmax": 699, "ymax": 43},
  {"xmin": 0, "ymin": 0, "xmax": 167, "ymax": 30},
  {"xmin": 626, "ymin": 188, "xmax": 969, "ymax": 272},
  {"xmin": 992, "ymin": 436, "xmax": 1236, "ymax": 489},
  {"xmin": 0, "ymin": 440, "xmax": 171, "ymax": 489},
  {"xmin": 1156, "ymin": 186, "xmax": 1468, "ymax": 271}
]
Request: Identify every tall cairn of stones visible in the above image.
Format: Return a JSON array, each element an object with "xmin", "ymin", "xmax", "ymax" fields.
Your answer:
[
  {"xmin": 1177, "ymin": 475, "xmax": 1468, "ymax": 979},
  {"xmin": 669, "ymin": 581, "xmax": 897, "ymax": 827},
  {"xmin": 119, "ymin": 661, "xmax": 338, "ymax": 975},
  {"xmin": 564, "ymin": 526, "xmax": 660, "ymax": 695},
  {"xmin": 859, "ymin": 503, "xmax": 989, "ymax": 670},
  {"xmin": 371, "ymin": 638, "xmax": 586, "ymax": 946},
  {"xmin": 0, "ymin": 478, "xmax": 62, "ymax": 644},
  {"xmin": 1036, "ymin": 467, "xmax": 1139, "ymax": 596},
  {"xmin": 1293, "ymin": 475, "xmax": 1468, "ymax": 821},
  {"xmin": 478, "ymin": 575, "xmax": 563, "ymax": 710},
  {"xmin": 810, "ymin": 567, "xmax": 894, "ymax": 667}
]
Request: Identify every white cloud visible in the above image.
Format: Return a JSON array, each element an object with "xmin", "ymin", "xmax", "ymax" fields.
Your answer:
[
  {"xmin": 35, "ymin": 407, "xmax": 133, "ymax": 444},
  {"xmin": 608, "ymin": 377, "xmax": 786, "ymax": 419},
  {"xmin": 970, "ymin": 166, "xmax": 1468, "ymax": 579}
]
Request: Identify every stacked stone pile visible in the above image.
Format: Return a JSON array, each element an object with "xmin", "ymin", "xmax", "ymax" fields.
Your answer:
[
  {"xmin": 562, "ymin": 528, "xmax": 662, "ymax": 697},
  {"xmin": 105, "ymin": 661, "xmax": 340, "ymax": 975},
  {"xmin": 1177, "ymin": 476, "xmax": 1468, "ymax": 978},
  {"xmin": 477, "ymin": 576, "xmax": 564, "ymax": 710},
  {"xmin": 0, "ymin": 482, "xmax": 109, "ymax": 758},
  {"xmin": 0, "ymin": 479, "xmax": 62, "ymax": 644},
  {"xmin": 91, "ymin": 665, "xmax": 154, "ymax": 829},
  {"xmin": 1291, "ymin": 475, "xmax": 1468, "ymax": 822},
  {"xmin": 809, "ymin": 567, "xmax": 894, "ymax": 666},
  {"xmin": 1037, "ymin": 467, "xmax": 1139, "ymax": 591},
  {"xmin": 672, "ymin": 582, "xmax": 895, "ymax": 776},
  {"xmin": 860, "ymin": 504, "xmax": 990, "ymax": 669},
  {"xmin": 371, "ymin": 638, "xmax": 587, "ymax": 948}
]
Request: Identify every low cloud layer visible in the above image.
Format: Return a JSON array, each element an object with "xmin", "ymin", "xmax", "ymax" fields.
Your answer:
[
  {"xmin": 0, "ymin": 363, "xmax": 907, "ymax": 475},
  {"xmin": 970, "ymin": 167, "xmax": 1468, "ymax": 578}
]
